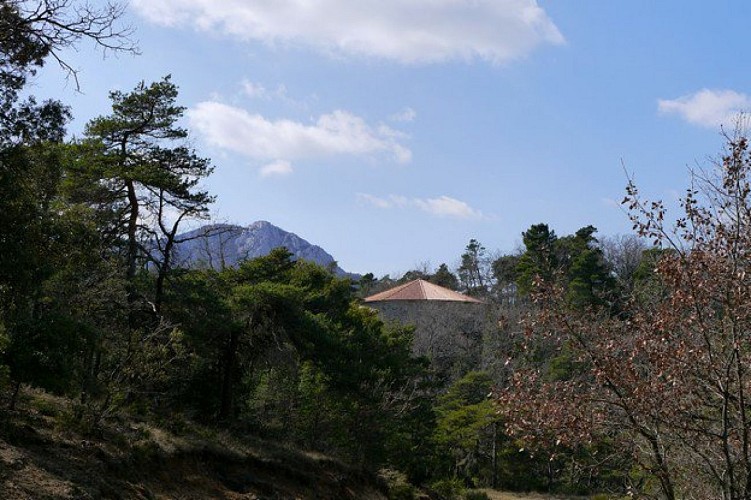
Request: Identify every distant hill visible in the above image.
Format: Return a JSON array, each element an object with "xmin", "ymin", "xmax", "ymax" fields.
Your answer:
[{"xmin": 172, "ymin": 221, "xmax": 356, "ymax": 277}]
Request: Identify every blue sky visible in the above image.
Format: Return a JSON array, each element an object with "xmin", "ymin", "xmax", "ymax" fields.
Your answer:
[{"xmin": 32, "ymin": 1, "xmax": 751, "ymax": 276}]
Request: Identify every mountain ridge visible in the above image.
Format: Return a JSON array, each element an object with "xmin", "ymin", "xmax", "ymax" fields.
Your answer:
[{"xmin": 173, "ymin": 220, "xmax": 355, "ymax": 277}]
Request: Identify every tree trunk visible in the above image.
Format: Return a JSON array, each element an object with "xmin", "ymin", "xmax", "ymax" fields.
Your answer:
[
  {"xmin": 492, "ymin": 421, "xmax": 498, "ymax": 488},
  {"xmin": 154, "ymin": 236, "xmax": 173, "ymax": 314},
  {"xmin": 8, "ymin": 380, "xmax": 20, "ymax": 411},
  {"xmin": 125, "ymin": 179, "xmax": 139, "ymax": 286},
  {"xmin": 219, "ymin": 329, "xmax": 240, "ymax": 422}
]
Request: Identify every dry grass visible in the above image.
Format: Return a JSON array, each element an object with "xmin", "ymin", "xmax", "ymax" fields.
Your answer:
[
  {"xmin": 479, "ymin": 490, "xmax": 592, "ymax": 500},
  {"xmin": 0, "ymin": 388, "xmax": 608, "ymax": 499},
  {"xmin": 0, "ymin": 387, "xmax": 387, "ymax": 499}
]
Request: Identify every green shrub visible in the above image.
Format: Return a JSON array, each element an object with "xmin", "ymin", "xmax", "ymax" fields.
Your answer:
[
  {"xmin": 54, "ymin": 406, "xmax": 96, "ymax": 436},
  {"xmin": 431, "ymin": 478, "xmax": 466, "ymax": 499},
  {"xmin": 31, "ymin": 396, "xmax": 60, "ymax": 417},
  {"xmin": 379, "ymin": 469, "xmax": 416, "ymax": 500}
]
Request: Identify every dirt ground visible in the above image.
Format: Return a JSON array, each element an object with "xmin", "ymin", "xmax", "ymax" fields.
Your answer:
[{"xmin": 479, "ymin": 490, "xmax": 592, "ymax": 500}]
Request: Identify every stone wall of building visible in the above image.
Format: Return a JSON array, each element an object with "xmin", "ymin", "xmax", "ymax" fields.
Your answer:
[{"xmin": 367, "ymin": 301, "xmax": 490, "ymax": 378}]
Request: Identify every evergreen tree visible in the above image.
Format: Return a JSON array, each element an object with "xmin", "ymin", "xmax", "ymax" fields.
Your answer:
[
  {"xmin": 78, "ymin": 77, "xmax": 214, "ymax": 310},
  {"xmin": 516, "ymin": 223, "xmax": 558, "ymax": 295},
  {"xmin": 558, "ymin": 226, "xmax": 615, "ymax": 308},
  {"xmin": 434, "ymin": 371, "xmax": 499, "ymax": 486},
  {"xmin": 491, "ymin": 254, "xmax": 520, "ymax": 303},
  {"xmin": 458, "ymin": 239, "xmax": 491, "ymax": 296},
  {"xmin": 431, "ymin": 263, "xmax": 460, "ymax": 290}
]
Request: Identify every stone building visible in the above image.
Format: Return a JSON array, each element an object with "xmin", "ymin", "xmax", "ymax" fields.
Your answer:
[{"xmin": 363, "ymin": 279, "xmax": 488, "ymax": 377}]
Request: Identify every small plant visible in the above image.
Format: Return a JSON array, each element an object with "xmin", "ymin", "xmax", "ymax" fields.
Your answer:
[
  {"xmin": 31, "ymin": 396, "xmax": 60, "ymax": 417},
  {"xmin": 379, "ymin": 469, "xmax": 416, "ymax": 500},
  {"xmin": 54, "ymin": 406, "xmax": 96, "ymax": 436},
  {"xmin": 430, "ymin": 478, "xmax": 466, "ymax": 499}
]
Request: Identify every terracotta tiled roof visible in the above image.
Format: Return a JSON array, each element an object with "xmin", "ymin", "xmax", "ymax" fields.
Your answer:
[{"xmin": 363, "ymin": 279, "xmax": 484, "ymax": 303}]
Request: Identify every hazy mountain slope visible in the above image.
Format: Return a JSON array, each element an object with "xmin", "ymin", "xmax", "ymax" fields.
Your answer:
[{"xmin": 172, "ymin": 221, "xmax": 354, "ymax": 277}]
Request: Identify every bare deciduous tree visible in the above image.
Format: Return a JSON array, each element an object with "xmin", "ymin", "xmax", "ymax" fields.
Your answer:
[
  {"xmin": 599, "ymin": 233, "xmax": 648, "ymax": 289},
  {"xmin": 499, "ymin": 128, "xmax": 751, "ymax": 499},
  {"xmin": 1, "ymin": 0, "xmax": 137, "ymax": 88}
]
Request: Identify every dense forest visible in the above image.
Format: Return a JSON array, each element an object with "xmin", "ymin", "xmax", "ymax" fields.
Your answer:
[{"xmin": 4, "ymin": 2, "xmax": 751, "ymax": 499}]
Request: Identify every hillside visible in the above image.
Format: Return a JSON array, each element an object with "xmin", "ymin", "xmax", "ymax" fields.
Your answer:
[{"xmin": 0, "ymin": 389, "xmax": 387, "ymax": 500}]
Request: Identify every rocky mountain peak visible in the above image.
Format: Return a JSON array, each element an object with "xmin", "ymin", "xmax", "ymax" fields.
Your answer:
[{"xmin": 172, "ymin": 221, "xmax": 353, "ymax": 277}]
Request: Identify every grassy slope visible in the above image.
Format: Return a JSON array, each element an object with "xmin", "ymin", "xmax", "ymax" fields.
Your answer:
[
  {"xmin": 0, "ymin": 389, "xmax": 598, "ymax": 500},
  {"xmin": 0, "ymin": 388, "xmax": 386, "ymax": 499},
  {"xmin": 479, "ymin": 491, "xmax": 591, "ymax": 500}
]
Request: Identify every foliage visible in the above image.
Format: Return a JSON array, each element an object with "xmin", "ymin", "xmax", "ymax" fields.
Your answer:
[
  {"xmin": 379, "ymin": 468, "xmax": 417, "ymax": 500},
  {"xmin": 516, "ymin": 223, "xmax": 558, "ymax": 296},
  {"xmin": 431, "ymin": 263, "xmax": 460, "ymax": 290},
  {"xmin": 491, "ymin": 254, "xmax": 519, "ymax": 304},
  {"xmin": 508, "ymin": 223, "xmax": 616, "ymax": 311},
  {"xmin": 0, "ymin": 0, "xmax": 135, "ymax": 88},
  {"xmin": 499, "ymin": 131, "xmax": 751, "ymax": 500},
  {"xmin": 160, "ymin": 248, "xmax": 433, "ymax": 468},
  {"xmin": 2, "ymin": 5, "xmax": 726, "ymax": 497},
  {"xmin": 75, "ymin": 76, "xmax": 215, "ymax": 312},
  {"xmin": 430, "ymin": 477, "xmax": 467, "ymax": 499},
  {"xmin": 433, "ymin": 371, "xmax": 499, "ymax": 487},
  {"xmin": 458, "ymin": 239, "xmax": 493, "ymax": 296}
]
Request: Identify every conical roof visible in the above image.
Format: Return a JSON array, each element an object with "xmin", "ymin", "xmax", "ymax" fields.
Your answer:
[{"xmin": 363, "ymin": 279, "xmax": 483, "ymax": 303}]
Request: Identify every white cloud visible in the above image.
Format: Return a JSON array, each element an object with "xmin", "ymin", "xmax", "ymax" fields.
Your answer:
[
  {"xmin": 241, "ymin": 79, "xmax": 267, "ymax": 98},
  {"xmin": 132, "ymin": 0, "xmax": 564, "ymax": 65},
  {"xmin": 658, "ymin": 89, "xmax": 750, "ymax": 128},
  {"xmin": 391, "ymin": 107, "xmax": 417, "ymax": 123},
  {"xmin": 357, "ymin": 193, "xmax": 395, "ymax": 209},
  {"xmin": 357, "ymin": 193, "xmax": 484, "ymax": 219},
  {"xmin": 241, "ymin": 79, "xmax": 292, "ymax": 102},
  {"xmin": 414, "ymin": 195, "xmax": 482, "ymax": 218},
  {"xmin": 188, "ymin": 101, "xmax": 411, "ymax": 166},
  {"xmin": 259, "ymin": 160, "xmax": 293, "ymax": 178}
]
